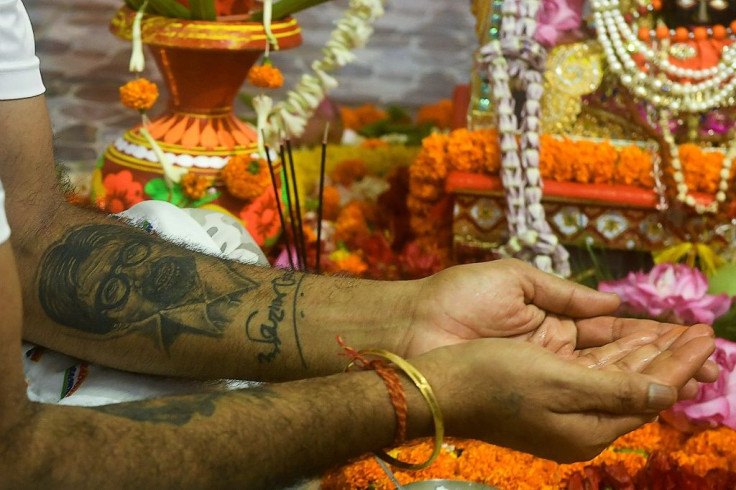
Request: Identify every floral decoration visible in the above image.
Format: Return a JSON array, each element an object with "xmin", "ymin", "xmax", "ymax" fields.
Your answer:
[
  {"xmin": 119, "ymin": 78, "xmax": 159, "ymax": 111},
  {"xmin": 247, "ymin": 59, "xmax": 284, "ymax": 88},
  {"xmin": 180, "ymin": 172, "xmax": 211, "ymax": 200},
  {"xmin": 221, "ymin": 155, "xmax": 270, "ymax": 201},
  {"xmin": 101, "ymin": 170, "xmax": 145, "ymax": 213},
  {"xmin": 668, "ymin": 338, "xmax": 736, "ymax": 431},
  {"xmin": 597, "ymin": 263, "xmax": 732, "ymax": 325},
  {"xmin": 323, "ymin": 423, "xmax": 736, "ymax": 489}
]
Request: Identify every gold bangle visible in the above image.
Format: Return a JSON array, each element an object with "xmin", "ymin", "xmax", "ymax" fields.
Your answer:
[{"xmin": 346, "ymin": 349, "xmax": 444, "ymax": 471}]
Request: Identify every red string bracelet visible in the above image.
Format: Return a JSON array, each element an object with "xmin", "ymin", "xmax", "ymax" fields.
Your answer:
[{"xmin": 338, "ymin": 336, "xmax": 408, "ymax": 446}]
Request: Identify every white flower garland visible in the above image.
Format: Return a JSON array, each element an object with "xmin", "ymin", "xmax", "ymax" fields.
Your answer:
[
  {"xmin": 254, "ymin": 0, "xmax": 386, "ymax": 148},
  {"xmin": 479, "ymin": 0, "xmax": 570, "ymax": 276}
]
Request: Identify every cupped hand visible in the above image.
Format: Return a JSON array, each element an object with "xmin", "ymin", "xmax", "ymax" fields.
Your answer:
[
  {"xmin": 411, "ymin": 326, "xmax": 715, "ymax": 463},
  {"xmin": 406, "ymin": 258, "xmax": 719, "ymax": 383},
  {"xmin": 407, "ymin": 258, "xmax": 622, "ymax": 355}
]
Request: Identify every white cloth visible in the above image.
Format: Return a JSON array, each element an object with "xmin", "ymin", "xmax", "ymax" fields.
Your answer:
[{"xmin": 0, "ymin": 0, "xmax": 45, "ymax": 100}]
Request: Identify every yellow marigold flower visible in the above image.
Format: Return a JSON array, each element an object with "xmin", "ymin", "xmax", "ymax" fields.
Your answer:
[
  {"xmin": 180, "ymin": 172, "xmax": 210, "ymax": 200},
  {"xmin": 119, "ymin": 78, "xmax": 159, "ymax": 111},
  {"xmin": 247, "ymin": 62, "xmax": 284, "ymax": 89},
  {"xmin": 221, "ymin": 155, "xmax": 270, "ymax": 201}
]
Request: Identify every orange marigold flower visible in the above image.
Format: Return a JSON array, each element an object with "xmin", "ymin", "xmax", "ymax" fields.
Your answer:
[
  {"xmin": 221, "ymin": 155, "xmax": 270, "ymax": 201},
  {"xmin": 447, "ymin": 128, "xmax": 485, "ymax": 173},
  {"xmin": 331, "ymin": 159, "xmax": 367, "ymax": 187},
  {"xmin": 119, "ymin": 78, "xmax": 159, "ymax": 111},
  {"xmin": 334, "ymin": 201, "xmax": 369, "ymax": 246},
  {"xmin": 416, "ymin": 99, "xmax": 453, "ymax": 130},
  {"xmin": 339, "ymin": 106, "xmax": 361, "ymax": 131},
  {"xmin": 180, "ymin": 172, "xmax": 210, "ymax": 200},
  {"xmin": 333, "ymin": 252, "xmax": 368, "ymax": 276},
  {"xmin": 615, "ymin": 145, "xmax": 652, "ymax": 186},
  {"xmin": 353, "ymin": 104, "xmax": 387, "ymax": 127},
  {"xmin": 321, "ymin": 185, "xmax": 341, "ymax": 221},
  {"xmin": 247, "ymin": 62, "xmax": 284, "ymax": 89}
]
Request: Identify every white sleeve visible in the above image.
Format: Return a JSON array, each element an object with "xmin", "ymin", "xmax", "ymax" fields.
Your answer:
[
  {"xmin": 0, "ymin": 0, "xmax": 45, "ymax": 100},
  {"xmin": 0, "ymin": 179, "xmax": 9, "ymax": 244}
]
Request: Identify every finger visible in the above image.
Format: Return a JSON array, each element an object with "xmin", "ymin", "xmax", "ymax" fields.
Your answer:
[
  {"xmin": 552, "ymin": 365, "xmax": 678, "ymax": 414},
  {"xmin": 695, "ymin": 360, "xmax": 719, "ymax": 383},
  {"xmin": 516, "ymin": 261, "xmax": 621, "ymax": 318},
  {"xmin": 576, "ymin": 317, "xmax": 711, "ymax": 349},
  {"xmin": 528, "ymin": 315, "xmax": 577, "ymax": 356},
  {"xmin": 642, "ymin": 336, "xmax": 716, "ymax": 390},
  {"xmin": 679, "ymin": 378, "xmax": 700, "ymax": 400},
  {"xmin": 607, "ymin": 327, "xmax": 687, "ymax": 374},
  {"xmin": 574, "ymin": 332, "xmax": 659, "ymax": 368}
]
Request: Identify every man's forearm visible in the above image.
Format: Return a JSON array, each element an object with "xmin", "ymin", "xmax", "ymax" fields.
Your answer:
[
  {"xmin": 18, "ymin": 200, "xmax": 416, "ymax": 380},
  {"xmin": 5, "ymin": 370, "xmax": 431, "ymax": 488}
]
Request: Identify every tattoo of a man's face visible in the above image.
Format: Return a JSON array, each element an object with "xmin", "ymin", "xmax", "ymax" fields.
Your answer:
[{"xmin": 38, "ymin": 224, "xmax": 259, "ymax": 350}]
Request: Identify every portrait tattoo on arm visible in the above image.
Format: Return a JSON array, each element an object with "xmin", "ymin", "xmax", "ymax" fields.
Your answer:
[{"xmin": 37, "ymin": 224, "xmax": 260, "ymax": 351}]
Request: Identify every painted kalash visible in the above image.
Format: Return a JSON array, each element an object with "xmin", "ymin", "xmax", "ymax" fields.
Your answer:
[{"xmin": 408, "ymin": 0, "xmax": 736, "ymax": 277}]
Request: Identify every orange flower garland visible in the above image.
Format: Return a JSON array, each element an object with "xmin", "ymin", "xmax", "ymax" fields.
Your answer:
[
  {"xmin": 119, "ymin": 78, "xmax": 159, "ymax": 111},
  {"xmin": 221, "ymin": 155, "xmax": 270, "ymax": 201},
  {"xmin": 180, "ymin": 173, "xmax": 210, "ymax": 200},
  {"xmin": 247, "ymin": 60, "xmax": 284, "ymax": 89},
  {"xmin": 323, "ymin": 424, "xmax": 736, "ymax": 489},
  {"xmin": 408, "ymin": 129, "xmax": 736, "ymax": 242}
]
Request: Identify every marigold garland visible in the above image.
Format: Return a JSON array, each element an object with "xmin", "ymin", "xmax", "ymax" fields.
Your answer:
[
  {"xmin": 323, "ymin": 424, "xmax": 736, "ymax": 489},
  {"xmin": 247, "ymin": 61, "xmax": 284, "ymax": 89},
  {"xmin": 119, "ymin": 78, "xmax": 159, "ymax": 111},
  {"xmin": 180, "ymin": 172, "xmax": 210, "ymax": 200},
  {"xmin": 408, "ymin": 129, "xmax": 736, "ymax": 241},
  {"xmin": 221, "ymin": 155, "xmax": 270, "ymax": 201}
]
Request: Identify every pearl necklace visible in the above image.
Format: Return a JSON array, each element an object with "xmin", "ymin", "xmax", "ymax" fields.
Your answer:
[
  {"xmin": 659, "ymin": 110, "xmax": 736, "ymax": 214},
  {"xmin": 592, "ymin": 0, "xmax": 736, "ymax": 113}
]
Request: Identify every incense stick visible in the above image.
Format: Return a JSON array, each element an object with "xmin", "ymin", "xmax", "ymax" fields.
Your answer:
[
  {"xmin": 263, "ymin": 133, "xmax": 293, "ymax": 270},
  {"xmin": 286, "ymin": 138, "xmax": 308, "ymax": 271},
  {"xmin": 315, "ymin": 123, "xmax": 329, "ymax": 274},
  {"xmin": 279, "ymin": 141, "xmax": 302, "ymax": 270}
]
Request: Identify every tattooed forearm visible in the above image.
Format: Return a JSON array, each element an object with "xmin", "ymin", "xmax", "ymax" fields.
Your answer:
[
  {"xmin": 90, "ymin": 387, "xmax": 279, "ymax": 424},
  {"xmin": 37, "ymin": 224, "xmax": 259, "ymax": 350},
  {"xmin": 245, "ymin": 270, "xmax": 307, "ymax": 367}
]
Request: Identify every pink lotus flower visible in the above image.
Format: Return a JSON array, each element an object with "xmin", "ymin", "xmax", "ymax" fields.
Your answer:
[
  {"xmin": 535, "ymin": 0, "xmax": 584, "ymax": 47},
  {"xmin": 669, "ymin": 338, "xmax": 736, "ymax": 430},
  {"xmin": 598, "ymin": 263, "xmax": 732, "ymax": 325}
]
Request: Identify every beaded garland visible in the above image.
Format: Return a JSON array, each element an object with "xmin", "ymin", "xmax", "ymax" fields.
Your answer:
[
  {"xmin": 592, "ymin": 0, "xmax": 736, "ymax": 214},
  {"xmin": 479, "ymin": 0, "xmax": 570, "ymax": 276}
]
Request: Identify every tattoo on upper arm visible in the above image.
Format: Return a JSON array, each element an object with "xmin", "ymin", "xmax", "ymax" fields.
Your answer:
[
  {"xmin": 245, "ymin": 270, "xmax": 308, "ymax": 368},
  {"xmin": 90, "ymin": 386, "xmax": 279, "ymax": 425},
  {"xmin": 37, "ymin": 224, "xmax": 259, "ymax": 350}
]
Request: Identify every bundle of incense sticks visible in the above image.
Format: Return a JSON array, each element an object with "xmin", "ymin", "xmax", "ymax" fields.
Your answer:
[{"xmin": 264, "ymin": 126, "xmax": 329, "ymax": 273}]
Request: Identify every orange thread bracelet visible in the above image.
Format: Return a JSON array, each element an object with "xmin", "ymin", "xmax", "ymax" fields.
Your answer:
[{"xmin": 338, "ymin": 336, "xmax": 408, "ymax": 446}]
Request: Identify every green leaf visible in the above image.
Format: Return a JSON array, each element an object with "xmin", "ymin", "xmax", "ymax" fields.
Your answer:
[
  {"xmin": 147, "ymin": 0, "xmax": 191, "ymax": 19},
  {"xmin": 248, "ymin": 0, "xmax": 333, "ymax": 21},
  {"xmin": 188, "ymin": 0, "xmax": 216, "ymax": 21},
  {"xmin": 144, "ymin": 178, "xmax": 185, "ymax": 206},
  {"xmin": 191, "ymin": 191, "xmax": 221, "ymax": 208}
]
